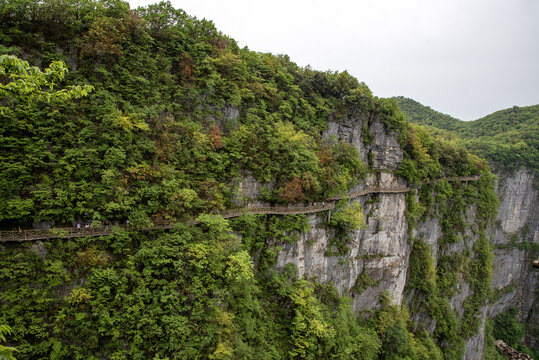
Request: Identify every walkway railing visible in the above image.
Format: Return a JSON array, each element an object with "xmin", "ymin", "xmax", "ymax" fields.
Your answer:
[{"xmin": 0, "ymin": 175, "xmax": 481, "ymax": 242}]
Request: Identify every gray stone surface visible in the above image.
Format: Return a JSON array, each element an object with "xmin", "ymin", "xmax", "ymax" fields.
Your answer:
[
  {"xmin": 237, "ymin": 112, "xmax": 538, "ymax": 359},
  {"xmin": 493, "ymin": 169, "xmax": 537, "ymax": 243},
  {"xmin": 491, "ymin": 248, "xmax": 527, "ymax": 291},
  {"xmin": 323, "ymin": 110, "xmax": 403, "ymax": 171},
  {"xmin": 488, "ymin": 168, "xmax": 538, "ymax": 350},
  {"xmin": 275, "ymin": 191, "xmax": 410, "ymax": 311},
  {"xmin": 464, "ymin": 308, "xmax": 487, "ymax": 360}
]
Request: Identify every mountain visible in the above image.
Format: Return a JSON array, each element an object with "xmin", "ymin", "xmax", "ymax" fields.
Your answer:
[
  {"xmin": 393, "ymin": 96, "xmax": 539, "ymax": 173},
  {"xmin": 0, "ymin": 1, "xmax": 536, "ymax": 360},
  {"xmin": 391, "ymin": 96, "xmax": 464, "ymax": 132},
  {"xmin": 394, "ymin": 96, "xmax": 539, "ymax": 358}
]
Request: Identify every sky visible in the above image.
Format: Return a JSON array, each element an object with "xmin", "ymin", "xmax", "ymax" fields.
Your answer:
[{"xmin": 127, "ymin": 0, "xmax": 539, "ymax": 121}]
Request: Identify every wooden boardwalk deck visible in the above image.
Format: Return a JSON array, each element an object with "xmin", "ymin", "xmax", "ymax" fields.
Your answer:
[{"xmin": 0, "ymin": 175, "xmax": 481, "ymax": 242}]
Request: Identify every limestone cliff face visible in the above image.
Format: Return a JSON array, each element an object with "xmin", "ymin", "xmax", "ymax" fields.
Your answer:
[
  {"xmin": 236, "ymin": 112, "xmax": 538, "ymax": 359},
  {"xmin": 275, "ymin": 186, "xmax": 409, "ymax": 312},
  {"xmin": 324, "ymin": 112, "xmax": 403, "ymax": 171},
  {"xmin": 489, "ymin": 168, "xmax": 538, "ymax": 349},
  {"xmin": 455, "ymin": 169, "xmax": 538, "ymax": 359},
  {"xmin": 275, "ymin": 113, "xmax": 409, "ymax": 312}
]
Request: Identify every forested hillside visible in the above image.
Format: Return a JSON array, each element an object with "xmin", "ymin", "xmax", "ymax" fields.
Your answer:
[
  {"xmin": 0, "ymin": 0, "xmax": 376, "ymax": 228},
  {"xmin": 393, "ymin": 96, "xmax": 539, "ymax": 173},
  {"xmin": 0, "ymin": 1, "xmax": 501, "ymax": 359}
]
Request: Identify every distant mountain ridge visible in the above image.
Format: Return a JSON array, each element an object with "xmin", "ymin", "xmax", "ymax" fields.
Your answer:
[
  {"xmin": 392, "ymin": 96, "xmax": 539, "ymax": 173},
  {"xmin": 391, "ymin": 96, "xmax": 464, "ymax": 132}
]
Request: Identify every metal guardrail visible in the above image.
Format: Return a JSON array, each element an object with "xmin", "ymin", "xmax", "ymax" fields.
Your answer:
[{"xmin": 0, "ymin": 176, "xmax": 481, "ymax": 242}]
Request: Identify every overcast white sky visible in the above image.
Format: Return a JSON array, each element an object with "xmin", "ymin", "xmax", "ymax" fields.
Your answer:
[{"xmin": 127, "ymin": 0, "xmax": 539, "ymax": 121}]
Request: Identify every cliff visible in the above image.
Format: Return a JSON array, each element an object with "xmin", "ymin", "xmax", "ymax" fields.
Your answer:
[
  {"xmin": 490, "ymin": 169, "xmax": 538, "ymax": 350},
  {"xmin": 238, "ymin": 110, "xmax": 537, "ymax": 359},
  {"xmin": 0, "ymin": 1, "xmax": 536, "ymax": 359},
  {"xmin": 275, "ymin": 113, "xmax": 408, "ymax": 312},
  {"xmin": 393, "ymin": 97, "xmax": 538, "ymax": 358}
]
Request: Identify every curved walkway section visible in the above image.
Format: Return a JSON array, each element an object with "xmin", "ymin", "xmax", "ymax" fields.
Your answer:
[{"xmin": 0, "ymin": 176, "xmax": 481, "ymax": 242}]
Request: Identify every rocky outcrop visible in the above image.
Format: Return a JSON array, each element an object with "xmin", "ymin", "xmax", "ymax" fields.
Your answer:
[
  {"xmin": 493, "ymin": 169, "xmax": 537, "ymax": 243},
  {"xmin": 324, "ymin": 112, "xmax": 403, "ymax": 171},
  {"xmin": 489, "ymin": 168, "xmax": 538, "ymax": 352},
  {"xmin": 275, "ymin": 187, "xmax": 409, "ymax": 311},
  {"xmin": 238, "ymin": 110, "xmax": 537, "ymax": 359},
  {"xmin": 273, "ymin": 112, "xmax": 408, "ymax": 310}
]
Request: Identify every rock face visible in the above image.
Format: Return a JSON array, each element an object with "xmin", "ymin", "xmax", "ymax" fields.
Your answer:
[
  {"xmin": 241, "ymin": 111, "xmax": 538, "ymax": 359},
  {"xmin": 493, "ymin": 169, "xmax": 537, "ymax": 242},
  {"xmin": 276, "ymin": 112, "xmax": 408, "ymax": 311},
  {"xmin": 324, "ymin": 112, "xmax": 403, "ymax": 171},
  {"xmin": 276, "ymin": 189, "xmax": 409, "ymax": 312},
  {"xmin": 464, "ymin": 308, "xmax": 488, "ymax": 360},
  {"xmin": 489, "ymin": 168, "xmax": 538, "ymax": 350}
]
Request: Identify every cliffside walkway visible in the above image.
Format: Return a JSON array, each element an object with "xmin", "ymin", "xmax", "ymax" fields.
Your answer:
[{"xmin": 0, "ymin": 175, "xmax": 481, "ymax": 243}]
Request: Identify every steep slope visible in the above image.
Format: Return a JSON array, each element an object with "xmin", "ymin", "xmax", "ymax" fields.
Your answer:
[
  {"xmin": 394, "ymin": 96, "xmax": 539, "ymax": 359},
  {"xmin": 0, "ymin": 1, "xmax": 511, "ymax": 359},
  {"xmin": 393, "ymin": 97, "xmax": 539, "ymax": 173},
  {"xmin": 392, "ymin": 96, "xmax": 463, "ymax": 132}
]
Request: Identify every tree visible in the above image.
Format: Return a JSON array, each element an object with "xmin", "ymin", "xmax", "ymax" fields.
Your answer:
[
  {"xmin": 0, "ymin": 54, "xmax": 93, "ymax": 114},
  {"xmin": 0, "ymin": 324, "xmax": 17, "ymax": 360}
]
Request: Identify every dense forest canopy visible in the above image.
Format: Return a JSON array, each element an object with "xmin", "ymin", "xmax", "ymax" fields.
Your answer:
[
  {"xmin": 0, "ymin": 1, "xmax": 510, "ymax": 359},
  {"xmin": 0, "ymin": 0, "xmax": 384, "ymax": 228},
  {"xmin": 393, "ymin": 96, "xmax": 539, "ymax": 174},
  {"xmin": 0, "ymin": 0, "xmax": 490, "ymax": 229}
]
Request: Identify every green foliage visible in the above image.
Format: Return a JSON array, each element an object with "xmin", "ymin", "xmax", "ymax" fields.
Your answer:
[
  {"xmin": 404, "ymin": 164, "xmax": 498, "ymax": 358},
  {"xmin": 393, "ymin": 97, "xmax": 539, "ymax": 174},
  {"xmin": 488, "ymin": 307, "xmax": 538, "ymax": 359},
  {"xmin": 492, "ymin": 308, "xmax": 525, "ymax": 346},
  {"xmin": 1, "ymin": 220, "xmax": 260, "ymax": 359},
  {"xmin": 391, "ymin": 97, "xmax": 462, "ymax": 132},
  {"xmin": 0, "ymin": 324, "xmax": 17, "ymax": 360},
  {"xmin": 0, "ymin": 0, "xmax": 371, "ymax": 228},
  {"xmin": 351, "ymin": 270, "xmax": 379, "ymax": 295},
  {"xmin": 229, "ymin": 213, "xmax": 311, "ymax": 272},
  {"xmin": 287, "ymin": 280, "xmax": 336, "ymax": 359},
  {"xmin": 327, "ymin": 200, "xmax": 366, "ymax": 256},
  {"xmin": 483, "ymin": 319, "xmax": 506, "ymax": 360},
  {"xmin": 0, "ymin": 219, "xmax": 377, "ymax": 359},
  {"xmin": 406, "ymin": 238, "xmax": 465, "ymax": 359},
  {"xmin": 404, "ymin": 191, "xmax": 426, "ymax": 233},
  {"xmin": 375, "ymin": 97, "xmax": 407, "ymax": 135},
  {"xmin": 0, "ymin": 54, "xmax": 94, "ymax": 114},
  {"xmin": 0, "ymin": 1, "xmax": 508, "ymax": 360},
  {"xmin": 397, "ymin": 123, "xmax": 487, "ymax": 184},
  {"xmin": 361, "ymin": 124, "xmax": 374, "ymax": 145},
  {"xmin": 407, "ymin": 239, "xmax": 436, "ymax": 295},
  {"xmin": 372, "ymin": 301, "xmax": 444, "ymax": 360}
]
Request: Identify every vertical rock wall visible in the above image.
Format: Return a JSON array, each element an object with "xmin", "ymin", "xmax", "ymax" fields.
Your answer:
[
  {"xmin": 276, "ymin": 111, "xmax": 409, "ymax": 311},
  {"xmin": 489, "ymin": 168, "xmax": 538, "ymax": 351},
  {"xmin": 275, "ymin": 189, "xmax": 409, "ymax": 312},
  {"xmin": 238, "ymin": 110, "xmax": 537, "ymax": 359}
]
